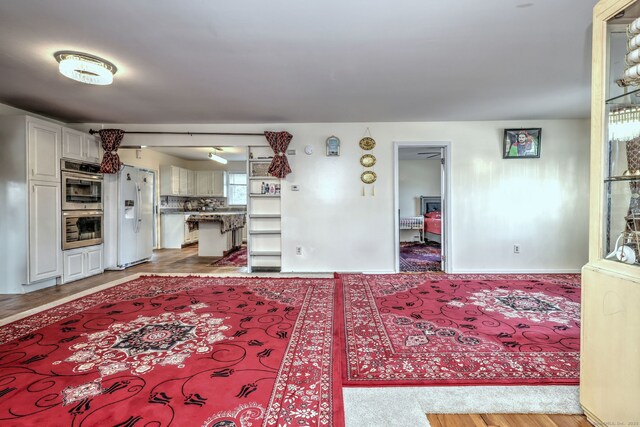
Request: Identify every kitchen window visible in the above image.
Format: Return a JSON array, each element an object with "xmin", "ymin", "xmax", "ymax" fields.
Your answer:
[{"xmin": 228, "ymin": 172, "xmax": 247, "ymax": 205}]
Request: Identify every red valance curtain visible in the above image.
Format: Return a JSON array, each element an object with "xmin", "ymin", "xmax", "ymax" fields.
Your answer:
[
  {"xmin": 264, "ymin": 131, "xmax": 292, "ymax": 178},
  {"xmin": 98, "ymin": 129, "xmax": 125, "ymax": 174}
]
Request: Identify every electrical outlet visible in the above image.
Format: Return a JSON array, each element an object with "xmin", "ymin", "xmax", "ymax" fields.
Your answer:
[
  {"xmin": 513, "ymin": 244, "xmax": 520, "ymax": 254},
  {"xmin": 296, "ymin": 246, "xmax": 302, "ymax": 255}
]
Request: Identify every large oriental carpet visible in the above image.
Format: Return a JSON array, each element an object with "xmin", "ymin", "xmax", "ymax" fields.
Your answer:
[
  {"xmin": 0, "ymin": 275, "xmax": 342, "ymax": 427},
  {"xmin": 336, "ymin": 273, "xmax": 581, "ymax": 386}
]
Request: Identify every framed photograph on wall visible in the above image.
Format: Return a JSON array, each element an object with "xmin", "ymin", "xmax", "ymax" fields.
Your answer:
[{"xmin": 503, "ymin": 128, "xmax": 541, "ymax": 159}]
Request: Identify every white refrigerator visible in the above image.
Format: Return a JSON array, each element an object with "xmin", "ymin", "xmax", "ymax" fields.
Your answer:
[{"xmin": 104, "ymin": 165, "xmax": 155, "ymax": 269}]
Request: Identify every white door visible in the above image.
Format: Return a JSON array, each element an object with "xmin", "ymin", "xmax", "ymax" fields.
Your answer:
[
  {"xmin": 29, "ymin": 181, "xmax": 61, "ymax": 282},
  {"xmin": 439, "ymin": 147, "xmax": 447, "ymax": 272},
  {"xmin": 28, "ymin": 119, "xmax": 60, "ymax": 182},
  {"xmin": 118, "ymin": 165, "xmax": 138, "ymax": 266},
  {"xmin": 137, "ymin": 169, "xmax": 155, "ymax": 261}
]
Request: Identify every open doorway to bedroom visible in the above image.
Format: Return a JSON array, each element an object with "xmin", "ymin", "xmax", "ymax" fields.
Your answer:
[{"xmin": 394, "ymin": 142, "xmax": 449, "ymax": 273}]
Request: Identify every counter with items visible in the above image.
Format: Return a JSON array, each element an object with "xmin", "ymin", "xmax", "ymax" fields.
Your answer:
[{"xmin": 186, "ymin": 212, "xmax": 246, "ymax": 257}]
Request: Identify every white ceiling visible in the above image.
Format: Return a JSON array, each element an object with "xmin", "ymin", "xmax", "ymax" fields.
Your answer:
[
  {"xmin": 0, "ymin": 1, "xmax": 599, "ymax": 124},
  {"xmin": 149, "ymin": 146, "xmax": 247, "ymax": 161}
]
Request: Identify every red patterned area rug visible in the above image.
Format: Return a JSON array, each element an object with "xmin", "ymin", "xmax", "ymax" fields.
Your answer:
[
  {"xmin": 211, "ymin": 245, "xmax": 247, "ymax": 267},
  {"xmin": 336, "ymin": 273, "xmax": 581, "ymax": 387},
  {"xmin": 0, "ymin": 275, "xmax": 343, "ymax": 426}
]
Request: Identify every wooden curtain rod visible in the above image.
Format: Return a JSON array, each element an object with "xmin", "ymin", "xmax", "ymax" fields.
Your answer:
[{"xmin": 88, "ymin": 129, "xmax": 264, "ymax": 136}]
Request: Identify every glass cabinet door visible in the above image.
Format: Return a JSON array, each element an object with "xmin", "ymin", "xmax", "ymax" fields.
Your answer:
[{"xmin": 603, "ymin": 8, "xmax": 640, "ymax": 264}]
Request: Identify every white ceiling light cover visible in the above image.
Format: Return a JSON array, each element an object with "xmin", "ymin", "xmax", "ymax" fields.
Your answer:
[{"xmin": 54, "ymin": 51, "xmax": 117, "ymax": 85}]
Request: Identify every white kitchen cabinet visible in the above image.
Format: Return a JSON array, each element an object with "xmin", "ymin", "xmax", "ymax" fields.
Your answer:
[
  {"xmin": 196, "ymin": 171, "xmax": 212, "ymax": 196},
  {"xmin": 28, "ymin": 119, "xmax": 61, "ymax": 182},
  {"xmin": 195, "ymin": 171, "xmax": 227, "ymax": 197},
  {"xmin": 83, "ymin": 134, "xmax": 102, "ymax": 164},
  {"xmin": 0, "ymin": 115, "xmax": 63, "ymax": 293},
  {"xmin": 62, "ymin": 244, "xmax": 104, "ymax": 283},
  {"xmin": 179, "ymin": 168, "xmax": 189, "ymax": 195},
  {"xmin": 62, "ymin": 128, "xmax": 102, "ymax": 164},
  {"xmin": 183, "ymin": 214, "xmax": 199, "ymax": 244},
  {"xmin": 160, "ymin": 165, "xmax": 181, "ymax": 196},
  {"xmin": 187, "ymin": 170, "xmax": 196, "ymax": 196},
  {"xmin": 161, "ymin": 213, "xmax": 198, "ymax": 247},
  {"xmin": 212, "ymin": 171, "xmax": 227, "ymax": 197},
  {"xmin": 161, "ymin": 213, "xmax": 183, "ymax": 248},
  {"xmin": 29, "ymin": 181, "xmax": 62, "ymax": 283}
]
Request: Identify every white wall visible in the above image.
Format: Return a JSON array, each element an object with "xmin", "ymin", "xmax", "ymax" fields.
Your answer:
[
  {"xmin": 399, "ymin": 159, "xmax": 441, "ymax": 217},
  {"xmin": 77, "ymin": 119, "xmax": 590, "ymax": 273}
]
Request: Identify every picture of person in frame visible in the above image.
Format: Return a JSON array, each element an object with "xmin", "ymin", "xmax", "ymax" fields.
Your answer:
[{"xmin": 504, "ymin": 128, "xmax": 541, "ymax": 158}]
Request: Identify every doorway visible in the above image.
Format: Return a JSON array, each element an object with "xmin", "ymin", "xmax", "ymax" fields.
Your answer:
[{"xmin": 393, "ymin": 142, "xmax": 450, "ymax": 273}]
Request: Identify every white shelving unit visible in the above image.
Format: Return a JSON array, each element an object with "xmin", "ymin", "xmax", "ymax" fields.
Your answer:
[{"xmin": 247, "ymin": 146, "xmax": 281, "ymax": 272}]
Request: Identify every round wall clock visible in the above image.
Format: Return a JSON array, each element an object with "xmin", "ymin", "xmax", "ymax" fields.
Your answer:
[
  {"xmin": 359, "ymin": 137, "xmax": 376, "ymax": 150},
  {"xmin": 361, "ymin": 170, "xmax": 377, "ymax": 184},
  {"xmin": 360, "ymin": 154, "xmax": 376, "ymax": 167}
]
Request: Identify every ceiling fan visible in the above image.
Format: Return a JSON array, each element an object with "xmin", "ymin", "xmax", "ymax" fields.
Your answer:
[{"xmin": 416, "ymin": 152, "xmax": 440, "ymax": 159}]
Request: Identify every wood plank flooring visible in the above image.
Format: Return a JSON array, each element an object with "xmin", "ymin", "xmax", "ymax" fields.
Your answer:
[
  {"xmin": 427, "ymin": 414, "xmax": 590, "ymax": 427},
  {"xmin": 0, "ymin": 246, "xmax": 241, "ymax": 320},
  {"xmin": 0, "ymin": 247, "xmax": 590, "ymax": 425}
]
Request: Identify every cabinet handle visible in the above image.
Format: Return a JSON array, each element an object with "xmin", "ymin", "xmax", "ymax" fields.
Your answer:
[{"xmin": 31, "ymin": 169, "xmax": 34, "ymax": 176}]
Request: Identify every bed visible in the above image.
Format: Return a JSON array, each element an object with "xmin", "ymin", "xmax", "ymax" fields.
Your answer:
[
  {"xmin": 423, "ymin": 211, "xmax": 442, "ymax": 243},
  {"xmin": 421, "ymin": 196, "xmax": 441, "ymax": 243},
  {"xmin": 399, "ymin": 196, "xmax": 442, "ymax": 243}
]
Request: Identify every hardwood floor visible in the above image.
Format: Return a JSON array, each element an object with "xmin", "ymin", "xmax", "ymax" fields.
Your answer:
[
  {"xmin": 427, "ymin": 414, "xmax": 590, "ymax": 427},
  {"xmin": 0, "ymin": 246, "xmax": 243, "ymax": 321},
  {"xmin": 0, "ymin": 248, "xmax": 590, "ymax": 425}
]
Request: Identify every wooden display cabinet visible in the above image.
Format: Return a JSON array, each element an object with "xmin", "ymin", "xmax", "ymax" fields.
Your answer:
[{"xmin": 581, "ymin": 1, "xmax": 640, "ymax": 425}]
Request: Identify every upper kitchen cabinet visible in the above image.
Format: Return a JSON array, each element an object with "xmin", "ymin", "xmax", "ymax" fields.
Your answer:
[
  {"xmin": 28, "ymin": 118, "xmax": 61, "ymax": 182},
  {"xmin": 179, "ymin": 167, "xmax": 189, "ymax": 195},
  {"xmin": 62, "ymin": 128, "xmax": 102, "ymax": 164},
  {"xmin": 0, "ymin": 115, "xmax": 63, "ymax": 293},
  {"xmin": 213, "ymin": 170, "xmax": 227, "ymax": 197},
  {"xmin": 160, "ymin": 165, "xmax": 181, "ymax": 196}
]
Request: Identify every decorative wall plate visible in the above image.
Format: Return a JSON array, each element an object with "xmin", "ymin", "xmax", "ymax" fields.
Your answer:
[
  {"xmin": 359, "ymin": 137, "xmax": 376, "ymax": 150},
  {"xmin": 360, "ymin": 154, "xmax": 376, "ymax": 167},
  {"xmin": 361, "ymin": 170, "xmax": 377, "ymax": 184}
]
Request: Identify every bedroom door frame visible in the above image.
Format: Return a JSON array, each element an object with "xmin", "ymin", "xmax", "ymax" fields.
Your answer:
[{"xmin": 393, "ymin": 141, "xmax": 451, "ymax": 273}]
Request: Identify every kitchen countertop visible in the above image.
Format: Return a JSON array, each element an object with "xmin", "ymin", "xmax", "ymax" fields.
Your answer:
[
  {"xmin": 186, "ymin": 212, "xmax": 246, "ymax": 233},
  {"xmin": 160, "ymin": 210, "xmax": 246, "ymax": 215}
]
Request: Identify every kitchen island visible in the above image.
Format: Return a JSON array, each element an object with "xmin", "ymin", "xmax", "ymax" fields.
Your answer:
[{"xmin": 186, "ymin": 212, "xmax": 246, "ymax": 257}]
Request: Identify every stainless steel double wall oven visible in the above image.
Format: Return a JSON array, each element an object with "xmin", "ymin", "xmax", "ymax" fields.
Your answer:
[{"xmin": 61, "ymin": 159, "xmax": 104, "ymax": 250}]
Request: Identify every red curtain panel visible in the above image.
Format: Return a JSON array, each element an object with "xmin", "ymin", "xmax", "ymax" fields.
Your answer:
[
  {"xmin": 98, "ymin": 129, "xmax": 125, "ymax": 174},
  {"xmin": 264, "ymin": 131, "xmax": 292, "ymax": 178}
]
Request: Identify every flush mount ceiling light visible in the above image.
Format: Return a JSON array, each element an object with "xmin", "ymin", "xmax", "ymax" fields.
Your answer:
[
  {"xmin": 208, "ymin": 148, "xmax": 228, "ymax": 165},
  {"xmin": 54, "ymin": 51, "xmax": 117, "ymax": 85}
]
